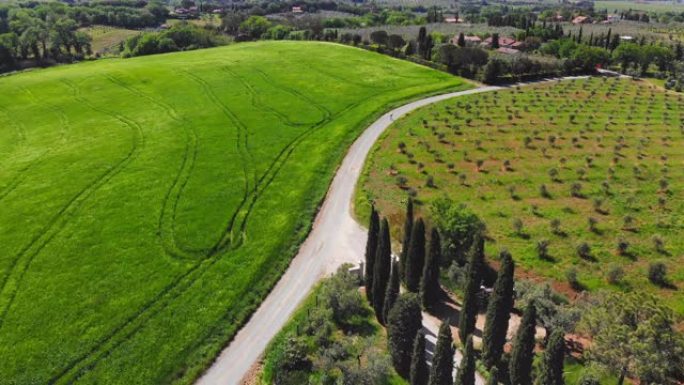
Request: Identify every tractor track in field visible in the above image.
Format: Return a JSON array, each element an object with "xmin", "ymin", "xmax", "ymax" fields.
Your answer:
[
  {"xmin": 181, "ymin": 70, "xmax": 255, "ymax": 254},
  {"xmin": 103, "ymin": 73, "xmax": 203, "ymax": 261},
  {"xmin": 0, "ymin": 106, "xmax": 26, "ymax": 143},
  {"xmin": 0, "ymin": 107, "xmax": 39, "ymax": 202},
  {"xmin": 252, "ymin": 69, "xmax": 332, "ymax": 122},
  {"xmin": 0, "ymin": 79, "xmax": 145, "ymax": 331},
  {"xmin": 48, "ymin": 70, "xmax": 390, "ymax": 384},
  {"xmin": 0, "ymin": 87, "xmax": 72, "ymax": 203},
  {"xmin": 306, "ymin": 62, "xmax": 396, "ymax": 90},
  {"xmin": 222, "ymin": 67, "xmax": 326, "ymax": 127}
]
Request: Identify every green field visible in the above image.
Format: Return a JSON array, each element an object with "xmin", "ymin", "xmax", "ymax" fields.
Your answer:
[
  {"xmin": 358, "ymin": 77, "xmax": 684, "ymax": 313},
  {"xmin": 82, "ymin": 25, "xmax": 140, "ymax": 55},
  {"xmin": 0, "ymin": 41, "xmax": 469, "ymax": 384},
  {"xmin": 595, "ymin": 0, "xmax": 684, "ymax": 13}
]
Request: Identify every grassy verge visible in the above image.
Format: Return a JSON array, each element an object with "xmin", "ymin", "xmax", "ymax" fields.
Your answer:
[{"xmin": 260, "ymin": 268, "xmax": 407, "ymax": 384}]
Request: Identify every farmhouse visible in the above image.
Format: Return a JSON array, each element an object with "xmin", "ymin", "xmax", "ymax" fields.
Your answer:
[
  {"xmin": 464, "ymin": 35, "xmax": 482, "ymax": 44},
  {"xmin": 292, "ymin": 6, "xmax": 303, "ymax": 13},
  {"xmin": 496, "ymin": 47, "xmax": 520, "ymax": 55},
  {"xmin": 449, "ymin": 35, "xmax": 482, "ymax": 46},
  {"xmin": 572, "ymin": 15, "xmax": 591, "ymax": 24},
  {"xmin": 483, "ymin": 36, "xmax": 517, "ymax": 48}
]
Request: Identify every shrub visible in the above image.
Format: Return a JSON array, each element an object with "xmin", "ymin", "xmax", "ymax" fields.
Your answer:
[
  {"xmin": 537, "ymin": 239, "xmax": 550, "ymax": 260},
  {"xmin": 570, "ymin": 182, "xmax": 583, "ymax": 198},
  {"xmin": 566, "ymin": 268, "xmax": 582, "ymax": 291},
  {"xmin": 606, "ymin": 265, "xmax": 624, "ymax": 285},
  {"xmin": 512, "ymin": 219, "xmax": 524, "ymax": 236},
  {"xmin": 459, "ymin": 173, "xmax": 467, "ymax": 185},
  {"xmin": 550, "ymin": 219, "xmax": 562, "ymax": 235},
  {"xmin": 652, "ymin": 235, "xmax": 666, "ymax": 253},
  {"xmin": 588, "ymin": 217, "xmax": 598, "ymax": 233},
  {"xmin": 576, "ymin": 242, "xmax": 592, "ymax": 260},
  {"xmin": 548, "ymin": 168, "xmax": 559, "ymax": 182},
  {"xmin": 623, "ymin": 215, "xmax": 635, "ymax": 230},
  {"xmin": 648, "ymin": 262, "xmax": 668, "ymax": 286},
  {"xmin": 540, "ymin": 184, "xmax": 551, "ymax": 198},
  {"xmin": 617, "ymin": 239, "xmax": 630, "ymax": 256},
  {"xmin": 426, "ymin": 175, "xmax": 436, "ymax": 188}
]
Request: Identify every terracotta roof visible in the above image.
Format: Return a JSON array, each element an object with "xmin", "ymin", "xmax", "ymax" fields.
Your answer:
[
  {"xmin": 484, "ymin": 36, "xmax": 516, "ymax": 47},
  {"xmin": 572, "ymin": 15, "xmax": 590, "ymax": 24},
  {"xmin": 496, "ymin": 47, "xmax": 520, "ymax": 54}
]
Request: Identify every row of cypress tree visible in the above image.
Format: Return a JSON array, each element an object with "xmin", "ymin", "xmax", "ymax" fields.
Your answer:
[
  {"xmin": 364, "ymin": 199, "xmax": 566, "ymax": 384},
  {"xmin": 365, "ymin": 200, "xmax": 442, "ymax": 325}
]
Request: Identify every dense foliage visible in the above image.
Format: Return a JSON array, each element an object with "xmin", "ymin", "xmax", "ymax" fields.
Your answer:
[
  {"xmin": 0, "ymin": 0, "xmax": 169, "ymax": 70},
  {"xmin": 579, "ymin": 292, "xmax": 684, "ymax": 384},
  {"xmin": 262, "ymin": 267, "xmax": 400, "ymax": 384},
  {"xmin": 121, "ymin": 22, "xmax": 220, "ymax": 57}
]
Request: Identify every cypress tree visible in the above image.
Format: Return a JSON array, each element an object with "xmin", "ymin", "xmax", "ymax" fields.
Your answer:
[
  {"xmin": 417, "ymin": 26, "xmax": 427, "ymax": 57},
  {"xmin": 491, "ymin": 33, "xmax": 500, "ymax": 49},
  {"xmin": 424, "ymin": 34, "xmax": 434, "ymax": 60},
  {"xmin": 420, "ymin": 228, "xmax": 441, "ymax": 310},
  {"xmin": 372, "ymin": 218, "xmax": 392, "ymax": 322},
  {"xmin": 482, "ymin": 250, "xmax": 515, "ymax": 368},
  {"xmin": 387, "ymin": 293, "xmax": 422, "ymax": 378},
  {"xmin": 406, "ymin": 218, "xmax": 426, "ymax": 292},
  {"xmin": 410, "ymin": 331, "xmax": 429, "ymax": 385},
  {"xmin": 458, "ymin": 234, "xmax": 484, "ymax": 343},
  {"xmin": 538, "ymin": 329, "xmax": 565, "ymax": 385},
  {"xmin": 577, "ymin": 26, "xmax": 583, "ymax": 43},
  {"xmin": 455, "ymin": 335, "xmax": 476, "ymax": 385},
  {"xmin": 383, "ymin": 259, "xmax": 400, "ymax": 324},
  {"xmin": 365, "ymin": 206, "xmax": 380, "ymax": 302},
  {"xmin": 487, "ymin": 367, "xmax": 499, "ymax": 385},
  {"xmin": 457, "ymin": 32, "xmax": 466, "ymax": 47},
  {"xmin": 509, "ymin": 301, "xmax": 537, "ymax": 385},
  {"xmin": 401, "ymin": 198, "xmax": 414, "ymax": 277},
  {"xmin": 428, "ymin": 319, "xmax": 454, "ymax": 385}
]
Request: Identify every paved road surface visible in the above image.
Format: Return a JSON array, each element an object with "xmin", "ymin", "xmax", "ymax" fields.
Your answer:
[{"xmin": 195, "ymin": 85, "xmax": 500, "ymax": 385}]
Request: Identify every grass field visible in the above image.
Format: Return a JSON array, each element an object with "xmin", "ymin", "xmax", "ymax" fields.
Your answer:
[
  {"xmin": 82, "ymin": 25, "xmax": 140, "ymax": 55},
  {"xmin": 0, "ymin": 41, "xmax": 469, "ymax": 384},
  {"xmin": 358, "ymin": 77, "xmax": 684, "ymax": 313},
  {"xmin": 595, "ymin": 0, "xmax": 684, "ymax": 13}
]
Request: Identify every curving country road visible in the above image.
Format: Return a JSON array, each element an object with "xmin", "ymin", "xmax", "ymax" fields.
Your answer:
[{"xmin": 196, "ymin": 85, "xmax": 501, "ymax": 385}]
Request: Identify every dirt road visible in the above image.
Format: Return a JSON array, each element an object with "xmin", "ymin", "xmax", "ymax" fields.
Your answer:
[{"xmin": 195, "ymin": 86, "xmax": 501, "ymax": 385}]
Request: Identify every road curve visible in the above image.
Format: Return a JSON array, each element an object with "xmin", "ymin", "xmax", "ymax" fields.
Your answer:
[{"xmin": 195, "ymin": 85, "xmax": 501, "ymax": 385}]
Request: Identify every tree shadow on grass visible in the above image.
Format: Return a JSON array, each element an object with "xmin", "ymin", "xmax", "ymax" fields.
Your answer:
[{"xmin": 618, "ymin": 251, "xmax": 637, "ymax": 261}]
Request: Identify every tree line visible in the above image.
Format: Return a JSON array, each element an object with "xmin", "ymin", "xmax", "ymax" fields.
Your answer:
[
  {"xmin": 363, "ymin": 200, "xmax": 567, "ymax": 385},
  {"xmin": 365, "ymin": 198, "xmax": 684, "ymax": 384},
  {"xmin": 0, "ymin": 0, "xmax": 168, "ymax": 71}
]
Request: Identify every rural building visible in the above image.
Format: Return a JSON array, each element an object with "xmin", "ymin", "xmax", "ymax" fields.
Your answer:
[
  {"xmin": 449, "ymin": 35, "xmax": 482, "ymax": 46},
  {"xmin": 464, "ymin": 35, "xmax": 482, "ymax": 44},
  {"xmin": 483, "ymin": 36, "xmax": 517, "ymax": 48},
  {"xmin": 510, "ymin": 41, "xmax": 525, "ymax": 50},
  {"xmin": 572, "ymin": 15, "xmax": 591, "ymax": 24},
  {"xmin": 444, "ymin": 17, "xmax": 458, "ymax": 23},
  {"xmin": 292, "ymin": 6, "xmax": 303, "ymax": 13},
  {"xmin": 496, "ymin": 47, "xmax": 520, "ymax": 55}
]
